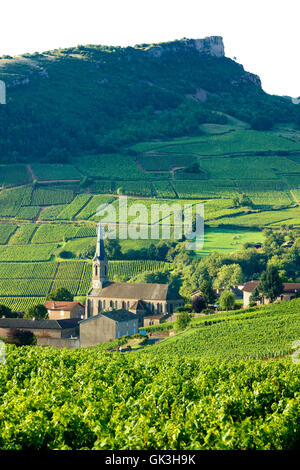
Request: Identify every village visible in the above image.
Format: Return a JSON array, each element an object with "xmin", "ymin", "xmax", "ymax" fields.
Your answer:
[{"xmin": 0, "ymin": 224, "xmax": 299, "ymax": 350}]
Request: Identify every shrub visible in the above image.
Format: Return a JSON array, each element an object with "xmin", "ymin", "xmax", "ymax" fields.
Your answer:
[
  {"xmin": 25, "ymin": 304, "xmax": 48, "ymax": 320},
  {"xmin": 219, "ymin": 291, "xmax": 235, "ymax": 311},
  {"xmin": 175, "ymin": 312, "xmax": 193, "ymax": 331},
  {"xmin": 46, "ymin": 287, "xmax": 73, "ymax": 302},
  {"xmin": 7, "ymin": 328, "xmax": 36, "ymax": 346}
]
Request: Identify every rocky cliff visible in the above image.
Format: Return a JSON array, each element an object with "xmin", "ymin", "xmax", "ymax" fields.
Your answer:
[{"xmin": 145, "ymin": 36, "xmax": 225, "ymax": 58}]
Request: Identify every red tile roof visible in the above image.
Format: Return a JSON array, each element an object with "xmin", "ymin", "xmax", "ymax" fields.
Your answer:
[
  {"xmin": 242, "ymin": 281, "xmax": 300, "ymax": 293},
  {"xmin": 44, "ymin": 301, "xmax": 84, "ymax": 311}
]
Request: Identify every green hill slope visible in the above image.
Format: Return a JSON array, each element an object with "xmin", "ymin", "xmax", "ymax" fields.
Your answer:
[
  {"xmin": 140, "ymin": 298, "xmax": 300, "ymax": 360},
  {"xmin": 1, "ymin": 36, "xmax": 300, "ymax": 162}
]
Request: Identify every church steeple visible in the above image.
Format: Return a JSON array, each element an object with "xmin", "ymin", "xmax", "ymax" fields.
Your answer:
[{"xmin": 92, "ymin": 223, "xmax": 109, "ymax": 289}]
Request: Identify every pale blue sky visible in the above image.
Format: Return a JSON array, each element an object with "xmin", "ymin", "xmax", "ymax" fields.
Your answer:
[{"xmin": 0, "ymin": 0, "xmax": 299, "ymax": 97}]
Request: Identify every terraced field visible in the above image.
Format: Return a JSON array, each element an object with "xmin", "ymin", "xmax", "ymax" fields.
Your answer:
[{"xmin": 0, "ymin": 125, "xmax": 299, "ymax": 306}]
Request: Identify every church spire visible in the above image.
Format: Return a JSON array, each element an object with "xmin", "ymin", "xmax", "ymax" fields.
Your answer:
[
  {"xmin": 94, "ymin": 223, "xmax": 106, "ymax": 261},
  {"xmin": 91, "ymin": 223, "xmax": 109, "ymax": 289}
]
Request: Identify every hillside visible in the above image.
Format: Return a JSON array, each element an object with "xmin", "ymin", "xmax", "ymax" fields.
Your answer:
[
  {"xmin": 140, "ymin": 297, "xmax": 300, "ymax": 360},
  {"xmin": 1, "ymin": 36, "xmax": 300, "ymax": 162},
  {"xmin": 0, "ymin": 36, "xmax": 300, "ymax": 310}
]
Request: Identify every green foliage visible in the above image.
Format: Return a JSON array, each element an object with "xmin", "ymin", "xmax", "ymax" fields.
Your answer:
[
  {"xmin": 219, "ymin": 291, "xmax": 236, "ymax": 311},
  {"xmin": 0, "ymin": 347, "xmax": 299, "ymax": 449},
  {"xmin": 31, "ymin": 188, "xmax": 74, "ymax": 206},
  {"xmin": 250, "ymin": 286, "xmax": 263, "ymax": 305},
  {"xmin": 0, "ymin": 304, "xmax": 12, "ymax": 318},
  {"xmin": 6, "ymin": 329, "xmax": 36, "ymax": 346},
  {"xmin": 1, "ymin": 41, "xmax": 300, "ymax": 164},
  {"xmin": 0, "ymin": 224, "xmax": 17, "ymax": 244},
  {"xmin": 25, "ymin": 304, "xmax": 48, "ymax": 319},
  {"xmin": 213, "ymin": 264, "xmax": 242, "ymax": 290},
  {"xmin": 0, "ymin": 244, "xmax": 57, "ymax": 262},
  {"xmin": 46, "ymin": 287, "xmax": 73, "ymax": 302},
  {"xmin": 258, "ymin": 266, "xmax": 284, "ymax": 302},
  {"xmin": 191, "ymin": 296, "xmax": 207, "ymax": 313},
  {"xmin": 30, "ymin": 164, "xmax": 81, "ymax": 181},
  {"xmin": 144, "ymin": 297, "xmax": 300, "ymax": 360},
  {"xmin": 175, "ymin": 311, "xmax": 192, "ymax": 331}
]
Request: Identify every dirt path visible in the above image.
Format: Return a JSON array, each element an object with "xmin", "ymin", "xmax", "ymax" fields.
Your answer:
[
  {"xmin": 49, "ymin": 262, "xmax": 60, "ymax": 294},
  {"xmin": 26, "ymin": 164, "xmax": 35, "ymax": 181}
]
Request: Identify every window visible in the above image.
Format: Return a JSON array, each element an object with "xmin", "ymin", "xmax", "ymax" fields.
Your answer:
[
  {"xmin": 98, "ymin": 300, "xmax": 102, "ymax": 313},
  {"xmin": 103, "ymin": 300, "xmax": 106, "ymax": 308}
]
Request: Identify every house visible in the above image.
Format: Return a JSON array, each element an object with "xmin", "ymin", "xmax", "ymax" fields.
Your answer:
[
  {"xmin": 143, "ymin": 314, "xmax": 168, "ymax": 326},
  {"xmin": 0, "ymin": 318, "xmax": 80, "ymax": 339},
  {"xmin": 45, "ymin": 301, "xmax": 85, "ymax": 320},
  {"xmin": 80, "ymin": 309, "xmax": 138, "ymax": 347},
  {"xmin": 242, "ymin": 280, "xmax": 300, "ymax": 307},
  {"xmin": 85, "ymin": 223, "xmax": 184, "ymax": 320}
]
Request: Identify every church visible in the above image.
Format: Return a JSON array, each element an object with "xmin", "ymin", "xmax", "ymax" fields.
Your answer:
[{"xmin": 85, "ymin": 224, "xmax": 184, "ymax": 321}]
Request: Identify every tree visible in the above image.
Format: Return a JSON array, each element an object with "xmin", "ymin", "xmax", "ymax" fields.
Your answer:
[
  {"xmin": 249, "ymin": 286, "xmax": 263, "ymax": 305},
  {"xmin": 198, "ymin": 279, "xmax": 216, "ymax": 304},
  {"xmin": 214, "ymin": 264, "xmax": 242, "ymax": 290},
  {"xmin": 175, "ymin": 311, "xmax": 192, "ymax": 331},
  {"xmin": 7, "ymin": 328, "xmax": 36, "ymax": 346},
  {"xmin": 219, "ymin": 291, "xmax": 235, "ymax": 311},
  {"xmin": 25, "ymin": 304, "xmax": 48, "ymax": 319},
  {"xmin": 251, "ymin": 116, "xmax": 274, "ymax": 131},
  {"xmin": 46, "ymin": 288, "xmax": 73, "ymax": 302},
  {"xmin": 104, "ymin": 238, "xmax": 122, "ymax": 259},
  {"xmin": 233, "ymin": 193, "xmax": 253, "ymax": 208},
  {"xmin": 191, "ymin": 296, "xmax": 206, "ymax": 313},
  {"xmin": 258, "ymin": 266, "xmax": 284, "ymax": 303},
  {"xmin": 0, "ymin": 305, "xmax": 12, "ymax": 318}
]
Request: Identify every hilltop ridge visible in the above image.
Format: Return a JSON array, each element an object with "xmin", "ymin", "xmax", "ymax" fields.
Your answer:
[{"xmin": 0, "ymin": 36, "xmax": 299, "ymax": 163}]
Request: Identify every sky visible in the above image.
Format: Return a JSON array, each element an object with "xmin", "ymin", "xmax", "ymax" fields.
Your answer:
[{"xmin": 0, "ymin": 0, "xmax": 299, "ymax": 97}]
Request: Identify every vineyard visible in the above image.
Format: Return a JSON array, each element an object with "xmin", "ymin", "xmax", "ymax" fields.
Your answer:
[
  {"xmin": 141, "ymin": 297, "xmax": 300, "ymax": 361},
  {"xmin": 0, "ymin": 347, "xmax": 299, "ymax": 450},
  {"xmin": 30, "ymin": 164, "xmax": 82, "ymax": 181},
  {"xmin": 0, "ymin": 259, "xmax": 171, "ymax": 303}
]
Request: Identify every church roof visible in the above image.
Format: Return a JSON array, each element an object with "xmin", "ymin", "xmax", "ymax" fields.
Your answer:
[
  {"xmin": 130, "ymin": 299, "xmax": 149, "ymax": 311},
  {"xmin": 80, "ymin": 309, "xmax": 137, "ymax": 324},
  {"xmin": 88, "ymin": 282, "xmax": 183, "ymax": 301}
]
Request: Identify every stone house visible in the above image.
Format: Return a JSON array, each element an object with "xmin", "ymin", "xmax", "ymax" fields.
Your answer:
[
  {"xmin": 45, "ymin": 301, "xmax": 85, "ymax": 320},
  {"xmin": 80, "ymin": 309, "xmax": 138, "ymax": 347},
  {"xmin": 242, "ymin": 280, "xmax": 300, "ymax": 307},
  {"xmin": 0, "ymin": 318, "xmax": 79, "ymax": 339},
  {"xmin": 143, "ymin": 314, "xmax": 167, "ymax": 326}
]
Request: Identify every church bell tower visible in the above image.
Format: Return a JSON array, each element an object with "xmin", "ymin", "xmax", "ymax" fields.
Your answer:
[{"xmin": 92, "ymin": 223, "xmax": 109, "ymax": 290}]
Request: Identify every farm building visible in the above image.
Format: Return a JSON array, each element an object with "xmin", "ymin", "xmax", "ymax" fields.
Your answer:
[
  {"xmin": 45, "ymin": 301, "xmax": 85, "ymax": 320},
  {"xmin": 0, "ymin": 318, "xmax": 79, "ymax": 339},
  {"xmin": 242, "ymin": 281, "xmax": 300, "ymax": 307},
  {"xmin": 85, "ymin": 224, "xmax": 184, "ymax": 320},
  {"xmin": 80, "ymin": 309, "xmax": 138, "ymax": 347}
]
